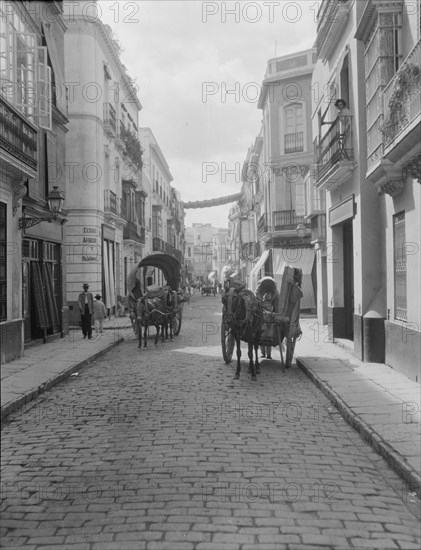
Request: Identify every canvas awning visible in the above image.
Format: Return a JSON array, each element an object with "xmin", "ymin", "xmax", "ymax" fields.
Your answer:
[
  {"xmin": 208, "ymin": 271, "xmax": 216, "ymax": 282},
  {"xmin": 272, "ymin": 248, "xmax": 315, "ymax": 309},
  {"xmin": 249, "ymin": 248, "xmax": 270, "ymax": 293}
]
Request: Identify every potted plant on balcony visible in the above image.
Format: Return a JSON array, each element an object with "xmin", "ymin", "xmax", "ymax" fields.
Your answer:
[
  {"xmin": 121, "ymin": 127, "xmax": 144, "ymax": 171},
  {"xmin": 381, "ymin": 63, "xmax": 420, "ymax": 144}
]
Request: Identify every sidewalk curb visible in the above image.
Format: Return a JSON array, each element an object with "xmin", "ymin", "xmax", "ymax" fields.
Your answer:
[
  {"xmin": 296, "ymin": 357, "xmax": 421, "ymax": 498},
  {"xmin": 1, "ymin": 337, "xmax": 124, "ymax": 423}
]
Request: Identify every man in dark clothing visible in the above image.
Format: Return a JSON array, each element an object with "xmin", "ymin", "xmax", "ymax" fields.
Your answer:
[{"xmin": 77, "ymin": 283, "xmax": 94, "ymax": 339}]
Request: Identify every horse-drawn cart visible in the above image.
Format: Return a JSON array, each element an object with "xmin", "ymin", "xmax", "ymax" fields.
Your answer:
[
  {"xmin": 127, "ymin": 253, "xmax": 185, "ymax": 343},
  {"xmin": 221, "ymin": 267, "xmax": 303, "ymax": 376},
  {"xmin": 201, "ymin": 283, "xmax": 216, "ymax": 296}
]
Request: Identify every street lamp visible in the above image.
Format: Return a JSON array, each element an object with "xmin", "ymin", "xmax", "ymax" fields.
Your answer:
[
  {"xmin": 296, "ymin": 223, "xmax": 306, "ymax": 238},
  {"xmin": 19, "ymin": 186, "xmax": 65, "ymax": 230}
]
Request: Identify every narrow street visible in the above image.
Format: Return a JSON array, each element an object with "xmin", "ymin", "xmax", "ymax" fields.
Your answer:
[{"xmin": 1, "ymin": 294, "xmax": 420, "ymax": 550}]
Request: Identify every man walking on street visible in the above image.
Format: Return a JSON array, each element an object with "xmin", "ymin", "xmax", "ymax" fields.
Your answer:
[{"xmin": 78, "ymin": 283, "xmax": 94, "ymax": 339}]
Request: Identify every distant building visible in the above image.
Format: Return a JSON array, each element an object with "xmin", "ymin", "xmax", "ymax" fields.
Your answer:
[
  {"xmin": 230, "ymin": 49, "xmax": 317, "ymax": 308},
  {"xmin": 185, "ymin": 224, "xmax": 228, "ymax": 284},
  {"xmin": 63, "ymin": 0, "xmax": 144, "ymax": 322},
  {"xmin": 140, "ymin": 127, "xmax": 185, "ymax": 287}
]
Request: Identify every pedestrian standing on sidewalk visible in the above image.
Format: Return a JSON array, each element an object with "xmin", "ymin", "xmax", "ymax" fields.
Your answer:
[
  {"xmin": 261, "ymin": 293, "xmax": 272, "ymax": 359},
  {"xmin": 93, "ymin": 294, "xmax": 107, "ymax": 334},
  {"xmin": 77, "ymin": 283, "xmax": 94, "ymax": 339}
]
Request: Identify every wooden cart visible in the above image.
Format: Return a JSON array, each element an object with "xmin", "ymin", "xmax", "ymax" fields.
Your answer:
[{"xmin": 221, "ymin": 268, "xmax": 303, "ymax": 370}]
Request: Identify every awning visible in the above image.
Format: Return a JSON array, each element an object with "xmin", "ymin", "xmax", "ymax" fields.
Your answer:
[
  {"xmin": 208, "ymin": 271, "xmax": 216, "ymax": 282},
  {"xmin": 249, "ymin": 248, "xmax": 270, "ymax": 293},
  {"xmin": 272, "ymin": 248, "xmax": 315, "ymax": 309}
]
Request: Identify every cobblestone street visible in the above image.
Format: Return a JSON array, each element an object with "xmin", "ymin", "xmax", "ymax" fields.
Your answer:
[{"xmin": 1, "ymin": 295, "xmax": 420, "ymax": 550}]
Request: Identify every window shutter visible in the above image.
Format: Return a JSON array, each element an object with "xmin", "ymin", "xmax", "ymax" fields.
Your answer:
[
  {"xmin": 37, "ymin": 47, "xmax": 51, "ymax": 130},
  {"xmin": 14, "ymin": 31, "xmax": 37, "ymax": 112},
  {"xmin": 46, "ymin": 131, "xmax": 57, "ymax": 188},
  {"xmin": 295, "ymin": 175, "xmax": 306, "ymax": 216}
]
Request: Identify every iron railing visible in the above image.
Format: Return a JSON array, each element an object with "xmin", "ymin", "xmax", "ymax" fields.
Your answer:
[
  {"xmin": 284, "ymin": 131, "xmax": 304, "ymax": 154},
  {"xmin": 317, "ymin": 116, "xmax": 353, "ymax": 180},
  {"xmin": 104, "ymin": 190, "xmax": 119, "ymax": 215},
  {"xmin": 273, "ymin": 210, "xmax": 307, "ymax": 230},
  {"xmin": 0, "ymin": 96, "xmax": 37, "ymax": 170}
]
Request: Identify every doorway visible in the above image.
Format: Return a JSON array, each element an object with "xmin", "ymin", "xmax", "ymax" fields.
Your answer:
[{"xmin": 342, "ymin": 220, "xmax": 354, "ymax": 340}]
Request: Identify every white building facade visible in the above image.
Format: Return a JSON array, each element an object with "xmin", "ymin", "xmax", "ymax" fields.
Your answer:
[{"xmin": 63, "ymin": 1, "xmax": 144, "ymax": 322}]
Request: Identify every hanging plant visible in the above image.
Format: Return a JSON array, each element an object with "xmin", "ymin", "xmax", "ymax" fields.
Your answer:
[
  {"xmin": 381, "ymin": 62, "xmax": 420, "ymax": 143},
  {"xmin": 121, "ymin": 127, "xmax": 144, "ymax": 170}
]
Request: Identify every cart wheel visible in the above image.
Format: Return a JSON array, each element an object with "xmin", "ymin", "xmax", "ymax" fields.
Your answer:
[
  {"xmin": 221, "ymin": 316, "xmax": 235, "ymax": 364},
  {"xmin": 172, "ymin": 309, "xmax": 182, "ymax": 335},
  {"xmin": 285, "ymin": 337, "xmax": 296, "ymax": 368}
]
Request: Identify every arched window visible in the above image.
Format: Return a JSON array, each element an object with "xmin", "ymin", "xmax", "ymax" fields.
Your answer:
[{"xmin": 283, "ymin": 102, "xmax": 304, "ymax": 154}]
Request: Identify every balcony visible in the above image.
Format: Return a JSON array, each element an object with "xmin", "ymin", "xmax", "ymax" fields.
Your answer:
[
  {"xmin": 152, "ymin": 237, "xmax": 183, "ymax": 262},
  {"xmin": 273, "ymin": 210, "xmax": 307, "ymax": 231},
  {"xmin": 284, "ymin": 132, "xmax": 304, "ymax": 154},
  {"xmin": 103, "ymin": 102, "xmax": 117, "ymax": 136},
  {"xmin": 382, "ymin": 40, "xmax": 421, "ymax": 162},
  {"xmin": 0, "ymin": 96, "xmax": 38, "ymax": 179},
  {"xmin": 316, "ymin": 117, "xmax": 356, "ymax": 191},
  {"xmin": 311, "ymin": 213, "xmax": 326, "ymax": 244},
  {"xmin": 153, "ymin": 237, "xmax": 165, "ymax": 252},
  {"xmin": 316, "ymin": 0, "xmax": 351, "ymax": 61},
  {"xmin": 123, "ymin": 221, "xmax": 145, "ymax": 244},
  {"xmin": 104, "ymin": 190, "xmax": 120, "ymax": 215}
]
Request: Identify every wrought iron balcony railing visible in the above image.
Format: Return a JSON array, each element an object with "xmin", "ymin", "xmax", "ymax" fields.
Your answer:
[
  {"xmin": 284, "ymin": 131, "xmax": 304, "ymax": 154},
  {"xmin": 317, "ymin": 116, "xmax": 353, "ymax": 180},
  {"xmin": 104, "ymin": 189, "xmax": 120, "ymax": 216},
  {"xmin": 273, "ymin": 210, "xmax": 308, "ymax": 231},
  {"xmin": 0, "ymin": 96, "xmax": 38, "ymax": 170},
  {"xmin": 382, "ymin": 40, "xmax": 421, "ymax": 149},
  {"xmin": 123, "ymin": 221, "xmax": 145, "ymax": 244}
]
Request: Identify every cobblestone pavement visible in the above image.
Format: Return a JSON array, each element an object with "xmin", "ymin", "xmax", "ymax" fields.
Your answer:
[{"xmin": 1, "ymin": 295, "xmax": 420, "ymax": 550}]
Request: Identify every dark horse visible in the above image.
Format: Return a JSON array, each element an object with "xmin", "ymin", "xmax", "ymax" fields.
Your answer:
[
  {"xmin": 135, "ymin": 288, "xmax": 178, "ymax": 348},
  {"xmin": 222, "ymin": 286, "xmax": 265, "ymax": 381}
]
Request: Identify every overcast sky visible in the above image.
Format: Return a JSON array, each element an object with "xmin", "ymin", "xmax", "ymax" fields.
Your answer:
[{"xmin": 98, "ymin": 0, "xmax": 317, "ymax": 228}]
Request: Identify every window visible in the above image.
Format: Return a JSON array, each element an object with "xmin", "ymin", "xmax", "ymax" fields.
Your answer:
[
  {"xmin": 364, "ymin": 11, "xmax": 402, "ymax": 169},
  {"xmin": 393, "ymin": 211, "xmax": 407, "ymax": 321},
  {"xmin": 0, "ymin": 4, "xmax": 51, "ymax": 129},
  {"xmin": 283, "ymin": 103, "xmax": 304, "ymax": 153},
  {"xmin": 152, "ymin": 206, "xmax": 162, "ymax": 238},
  {"xmin": 0, "ymin": 203, "xmax": 6, "ymax": 321}
]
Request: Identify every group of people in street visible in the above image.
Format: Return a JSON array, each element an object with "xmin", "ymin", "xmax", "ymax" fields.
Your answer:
[{"xmin": 77, "ymin": 284, "xmax": 107, "ymax": 338}]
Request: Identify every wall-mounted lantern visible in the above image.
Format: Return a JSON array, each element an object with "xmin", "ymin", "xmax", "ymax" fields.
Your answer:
[{"xmin": 19, "ymin": 186, "xmax": 65, "ymax": 230}]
